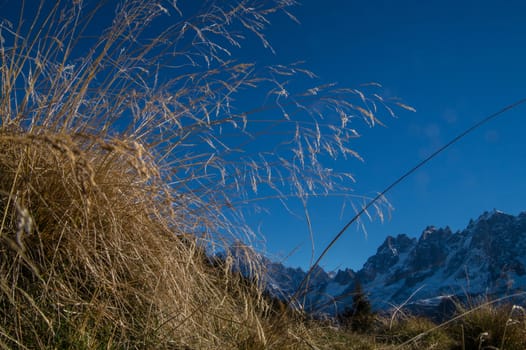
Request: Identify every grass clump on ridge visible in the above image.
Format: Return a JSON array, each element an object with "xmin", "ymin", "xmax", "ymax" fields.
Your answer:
[
  {"xmin": 446, "ymin": 298, "xmax": 526, "ymax": 350},
  {"xmin": 0, "ymin": 0, "xmax": 406, "ymax": 348},
  {"xmin": 367, "ymin": 297, "xmax": 526, "ymax": 350},
  {"xmin": 0, "ymin": 131, "xmax": 285, "ymax": 348}
]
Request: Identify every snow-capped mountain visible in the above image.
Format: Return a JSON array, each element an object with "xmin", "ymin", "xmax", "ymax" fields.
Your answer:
[{"xmin": 268, "ymin": 210, "xmax": 526, "ymax": 316}]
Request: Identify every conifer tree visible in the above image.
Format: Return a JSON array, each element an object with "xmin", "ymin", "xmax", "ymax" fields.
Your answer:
[{"xmin": 338, "ymin": 280, "xmax": 375, "ymax": 332}]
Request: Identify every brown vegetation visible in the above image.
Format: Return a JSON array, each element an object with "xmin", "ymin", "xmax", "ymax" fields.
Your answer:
[{"xmin": 2, "ymin": 1, "xmax": 516, "ymax": 349}]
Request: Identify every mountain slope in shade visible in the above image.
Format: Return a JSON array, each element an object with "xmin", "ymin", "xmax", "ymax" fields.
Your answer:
[{"xmin": 268, "ymin": 210, "xmax": 526, "ymax": 316}]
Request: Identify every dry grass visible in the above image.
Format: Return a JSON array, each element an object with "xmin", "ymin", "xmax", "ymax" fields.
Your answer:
[
  {"xmin": 0, "ymin": 0, "xmax": 407, "ymax": 348},
  {"xmin": 446, "ymin": 298, "xmax": 526, "ymax": 350},
  {"xmin": 377, "ymin": 314, "xmax": 454, "ymax": 350},
  {"xmin": 5, "ymin": 1, "xmax": 516, "ymax": 349},
  {"xmin": 0, "ymin": 132, "xmax": 282, "ymax": 348},
  {"xmin": 366, "ymin": 297, "xmax": 526, "ymax": 350}
]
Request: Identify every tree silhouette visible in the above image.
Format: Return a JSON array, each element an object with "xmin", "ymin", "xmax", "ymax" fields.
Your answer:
[{"xmin": 338, "ymin": 280, "xmax": 375, "ymax": 332}]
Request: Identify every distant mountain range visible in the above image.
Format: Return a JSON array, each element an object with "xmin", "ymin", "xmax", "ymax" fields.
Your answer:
[{"xmin": 261, "ymin": 209, "xmax": 526, "ymax": 318}]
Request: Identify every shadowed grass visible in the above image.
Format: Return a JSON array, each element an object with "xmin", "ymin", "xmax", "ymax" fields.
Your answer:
[
  {"xmin": 447, "ymin": 298, "xmax": 526, "ymax": 350},
  {"xmin": 0, "ymin": 132, "xmax": 279, "ymax": 348},
  {"xmin": 0, "ymin": 0, "xmax": 408, "ymax": 348}
]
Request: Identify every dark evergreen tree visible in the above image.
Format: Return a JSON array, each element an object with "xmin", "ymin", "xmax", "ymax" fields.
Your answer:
[{"xmin": 338, "ymin": 280, "xmax": 375, "ymax": 332}]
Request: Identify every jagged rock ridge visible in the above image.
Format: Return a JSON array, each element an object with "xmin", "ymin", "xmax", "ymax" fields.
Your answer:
[{"xmin": 268, "ymin": 209, "xmax": 526, "ymax": 316}]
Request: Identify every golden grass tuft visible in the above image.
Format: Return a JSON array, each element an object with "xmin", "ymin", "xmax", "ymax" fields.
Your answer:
[
  {"xmin": 447, "ymin": 299, "xmax": 526, "ymax": 350},
  {"xmin": 378, "ymin": 315, "xmax": 454, "ymax": 350},
  {"xmin": 0, "ymin": 130, "xmax": 298, "ymax": 348},
  {"xmin": 0, "ymin": 1, "xmax": 409, "ymax": 348}
]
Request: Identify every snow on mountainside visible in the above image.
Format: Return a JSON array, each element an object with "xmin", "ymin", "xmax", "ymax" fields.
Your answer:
[{"xmin": 267, "ymin": 210, "xmax": 526, "ymax": 316}]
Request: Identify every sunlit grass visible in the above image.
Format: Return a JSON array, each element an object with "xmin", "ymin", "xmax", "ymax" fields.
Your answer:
[{"xmin": 0, "ymin": 0, "xmax": 410, "ymax": 348}]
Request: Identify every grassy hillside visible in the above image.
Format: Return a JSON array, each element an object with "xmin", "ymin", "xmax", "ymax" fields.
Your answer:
[
  {"xmin": 1, "ymin": 1, "xmax": 524, "ymax": 349},
  {"xmin": 0, "ymin": 1, "xmax": 311, "ymax": 347}
]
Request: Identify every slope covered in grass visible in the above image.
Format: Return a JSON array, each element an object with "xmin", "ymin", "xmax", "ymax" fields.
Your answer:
[
  {"xmin": 0, "ymin": 130, "xmax": 307, "ymax": 348},
  {"xmin": 0, "ymin": 1, "xmax": 414, "ymax": 348}
]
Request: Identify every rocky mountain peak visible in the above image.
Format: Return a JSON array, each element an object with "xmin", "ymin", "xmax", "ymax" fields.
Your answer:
[
  {"xmin": 333, "ymin": 268, "xmax": 355, "ymax": 285},
  {"xmin": 419, "ymin": 226, "xmax": 452, "ymax": 242},
  {"xmin": 266, "ymin": 210, "xmax": 526, "ymax": 317},
  {"xmin": 360, "ymin": 234, "xmax": 416, "ymax": 282}
]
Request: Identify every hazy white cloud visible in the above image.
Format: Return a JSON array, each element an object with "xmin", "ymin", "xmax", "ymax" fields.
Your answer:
[
  {"xmin": 442, "ymin": 109, "xmax": 458, "ymax": 124},
  {"xmin": 413, "ymin": 123, "xmax": 443, "ymax": 159},
  {"xmin": 484, "ymin": 129, "xmax": 500, "ymax": 143},
  {"xmin": 424, "ymin": 123, "xmax": 441, "ymax": 139},
  {"xmin": 414, "ymin": 170, "xmax": 431, "ymax": 195}
]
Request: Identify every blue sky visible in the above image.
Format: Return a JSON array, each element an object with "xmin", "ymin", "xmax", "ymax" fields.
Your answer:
[
  {"xmin": 2, "ymin": 1, "xmax": 525, "ymax": 272},
  {"xmin": 246, "ymin": 0, "xmax": 526, "ymax": 271}
]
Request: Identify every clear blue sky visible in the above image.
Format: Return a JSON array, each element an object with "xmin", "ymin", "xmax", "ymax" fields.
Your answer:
[
  {"xmin": 244, "ymin": 0, "xmax": 526, "ymax": 271},
  {"xmin": 3, "ymin": 1, "xmax": 525, "ymax": 272}
]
